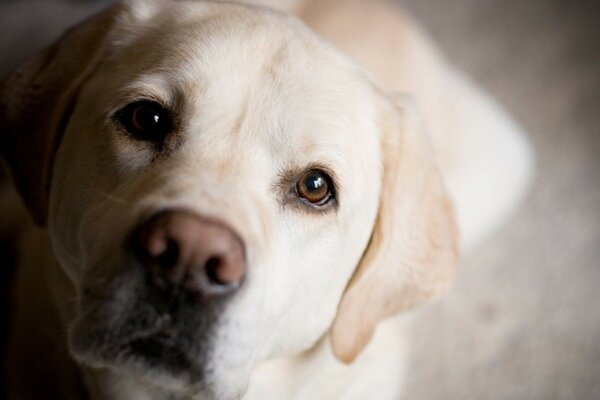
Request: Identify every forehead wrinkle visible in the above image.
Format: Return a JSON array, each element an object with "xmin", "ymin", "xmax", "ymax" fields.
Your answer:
[
  {"xmin": 111, "ymin": 72, "xmax": 206, "ymax": 113},
  {"xmin": 112, "ymin": 6, "xmax": 320, "ymax": 111},
  {"xmin": 109, "ymin": 10, "xmax": 246, "ymax": 79},
  {"xmin": 231, "ymin": 93, "xmax": 251, "ymax": 137},
  {"xmin": 263, "ymin": 41, "xmax": 290, "ymax": 81}
]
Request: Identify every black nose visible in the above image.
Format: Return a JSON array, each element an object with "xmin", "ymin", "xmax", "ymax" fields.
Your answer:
[{"xmin": 133, "ymin": 210, "xmax": 246, "ymax": 297}]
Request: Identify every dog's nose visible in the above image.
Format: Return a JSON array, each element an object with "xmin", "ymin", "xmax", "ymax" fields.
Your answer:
[{"xmin": 133, "ymin": 210, "xmax": 246, "ymax": 296}]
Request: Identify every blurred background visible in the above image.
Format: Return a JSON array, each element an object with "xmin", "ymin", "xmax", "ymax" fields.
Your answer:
[
  {"xmin": 400, "ymin": 1, "xmax": 600, "ymax": 399},
  {"xmin": 1, "ymin": 0, "xmax": 599, "ymax": 399}
]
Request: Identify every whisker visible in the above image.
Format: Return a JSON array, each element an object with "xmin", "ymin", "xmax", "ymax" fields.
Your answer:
[{"xmin": 96, "ymin": 190, "xmax": 129, "ymax": 205}]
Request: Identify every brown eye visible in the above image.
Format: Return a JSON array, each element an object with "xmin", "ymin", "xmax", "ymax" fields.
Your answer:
[
  {"xmin": 115, "ymin": 100, "xmax": 172, "ymax": 142},
  {"xmin": 296, "ymin": 169, "xmax": 334, "ymax": 205}
]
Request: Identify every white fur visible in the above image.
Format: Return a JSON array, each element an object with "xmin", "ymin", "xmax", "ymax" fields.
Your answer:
[{"xmin": 2, "ymin": 1, "xmax": 532, "ymax": 399}]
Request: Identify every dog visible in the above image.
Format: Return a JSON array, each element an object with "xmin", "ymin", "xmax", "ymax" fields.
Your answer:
[{"xmin": 0, "ymin": 0, "xmax": 533, "ymax": 398}]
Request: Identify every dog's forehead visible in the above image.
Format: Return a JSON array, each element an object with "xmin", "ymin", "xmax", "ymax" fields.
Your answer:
[
  {"xmin": 112, "ymin": 3, "xmax": 365, "ymax": 102},
  {"xmin": 111, "ymin": 3, "xmax": 346, "ymax": 78},
  {"xmin": 104, "ymin": 3, "xmax": 377, "ymax": 163}
]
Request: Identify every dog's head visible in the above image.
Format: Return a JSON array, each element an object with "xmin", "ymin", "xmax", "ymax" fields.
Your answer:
[{"xmin": 0, "ymin": 0, "xmax": 457, "ymax": 397}]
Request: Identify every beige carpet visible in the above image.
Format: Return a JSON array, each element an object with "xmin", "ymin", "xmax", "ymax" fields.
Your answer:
[{"xmin": 1, "ymin": 1, "xmax": 599, "ymax": 399}]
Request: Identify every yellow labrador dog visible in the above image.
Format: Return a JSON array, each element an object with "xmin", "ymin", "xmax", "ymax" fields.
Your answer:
[{"xmin": 1, "ymin": 0, "xmax": 532, "ymax": 398}]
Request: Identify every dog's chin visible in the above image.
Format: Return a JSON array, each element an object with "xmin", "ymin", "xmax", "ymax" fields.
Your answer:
[
  {"xmin": 67, "ymin": 299, "xmax": 228, "ymax": 396},
  {"xmin": 69, "ymin": 325, "xmax": 249, "ymax": 399},
  {"xmin": 69, "ymin": 323, "xmax": 200, "ymax": 385}
]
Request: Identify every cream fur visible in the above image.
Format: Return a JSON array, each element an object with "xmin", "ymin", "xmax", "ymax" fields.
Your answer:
[{"xmin": 1, "ymin": 0, "xmax": 532, "ymax": 399}]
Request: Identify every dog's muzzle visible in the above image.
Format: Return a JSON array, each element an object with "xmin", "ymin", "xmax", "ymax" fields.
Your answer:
[{"xmin": 69, "ymin": 210, "xmax": 247, "ymax": 380}]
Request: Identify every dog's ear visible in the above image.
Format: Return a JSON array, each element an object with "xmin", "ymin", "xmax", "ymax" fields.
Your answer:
[
  {"xmin": 331, "ymin": 91, "xmax": 459, "ymax": 363},
  {"xmin": 0, "ymin": 4, "xmax": 131, "ymax": 225}
]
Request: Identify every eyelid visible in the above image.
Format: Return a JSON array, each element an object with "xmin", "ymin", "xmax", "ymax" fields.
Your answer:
[{"xmin": 110, "ymin": 96, "xmax": 169, "ymax": 117}]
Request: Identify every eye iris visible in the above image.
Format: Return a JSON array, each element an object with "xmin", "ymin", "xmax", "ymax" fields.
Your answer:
[
  {"xmin": 133, "ymin": 106, "xmax": 161, "ymax": 131},
  {"xmin": 297, "ymin": 171, "xmax": 331, "ymax": 204},
  {"xmin": 116, "ymin": 101, "xmax": 172, "ymax": 142}
]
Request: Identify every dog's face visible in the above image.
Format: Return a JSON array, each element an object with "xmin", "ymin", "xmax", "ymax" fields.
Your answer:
[
  {"xmin": 0, "ymin": 1, "xmax": 457, "ymax": 398},
  {"xmin": 52, "ymin": 2, "xmax": 383, "ymax": 395}
]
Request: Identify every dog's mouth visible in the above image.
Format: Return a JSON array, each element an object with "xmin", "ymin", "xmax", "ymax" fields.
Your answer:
[
  {"xmin": 67, "ymin": 254, "xmax": 244, "ymax": 393},
  {"xmin": 69, "ymin": 286, "xmax": 222, "ymax": 382},
  {"xmin": 119, "ymin": 331, "xmax": 195, "ymax": 373},
  {"xmin": 70, "ymin": 313, "xmax": 212, "ymax": 389}
]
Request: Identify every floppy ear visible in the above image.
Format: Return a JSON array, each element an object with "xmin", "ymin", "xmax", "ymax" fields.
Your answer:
[
  {"xmin": 330, "ymin": 91, "xmax": 459, "ymax": 363},
  {"xmin": 0, "ymin": 5, "xmax": 121, "ymax": 225}
]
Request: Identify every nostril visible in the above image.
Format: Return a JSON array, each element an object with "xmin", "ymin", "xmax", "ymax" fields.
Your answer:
[
  {"xmin": 150, "ymin": 239, "xmax": 183, "ymax": 290},
  {"xmin": 205, "ymin": 253, "xmax": 245, "ymax": 289},
  {"xmin": 205, "ymin": 256, "xmax": 227, "ymax": 286},
  {"xmin": 158, "ymin": 239, "xmax": 180, "ymax": 270},
  {"xmin": 137, "ymin": 230, "xmax": 183, "ymax": 290}
]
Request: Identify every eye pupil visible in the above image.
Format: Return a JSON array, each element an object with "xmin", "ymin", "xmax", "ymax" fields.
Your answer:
[
  {"xmin": 133, "ymin": 106, "xmax": 160, "ymax": 129},
  {"xmin": 116, "ymin": 100, "xmax": 172, "ymax": 142},
  {"xmin": 296, "ymin": 169, "xmax": 333, "ymax": 205},
  {"xmin": 305, "ymin": 175, "xmax": 324, "ymax": 191}
]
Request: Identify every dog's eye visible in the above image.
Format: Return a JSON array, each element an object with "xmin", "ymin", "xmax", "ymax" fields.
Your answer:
[
  {"xmin": 115, "ymin": 101, "xmax": 172, "ymax": 142},
  {"xmin": 296, "ymin": 170, "xmax": 334, "ymax": 205}
]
